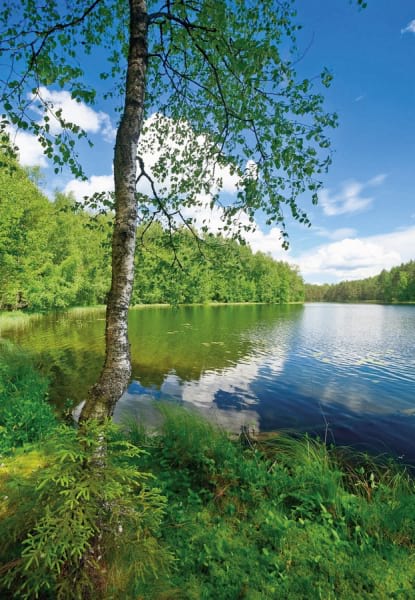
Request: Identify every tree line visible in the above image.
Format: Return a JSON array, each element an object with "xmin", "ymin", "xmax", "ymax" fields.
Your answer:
[
  {"xmin": 133, "ymin": 223, "xmax": 304, "ymax": 305},
  {"xmin": 0, "ymin": 159, "xmax": 304, "ymax": 312},
  {"xmin": 305, "ymin": 261, "xmax": 415, "ymax": 303},
  {"xmin": 0, "ymin": 158, "xmax": 112, "ymax": 311}
]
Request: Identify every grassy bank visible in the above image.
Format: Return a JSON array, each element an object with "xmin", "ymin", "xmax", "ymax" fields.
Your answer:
[{"xmin": 1, "ymin": 348, "xmax": 414, "ymax": 599}]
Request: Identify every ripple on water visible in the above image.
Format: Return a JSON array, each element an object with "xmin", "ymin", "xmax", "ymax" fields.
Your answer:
[{"xmin": 1, "ymin": 303, "xmax": 415, "ymax": 463}]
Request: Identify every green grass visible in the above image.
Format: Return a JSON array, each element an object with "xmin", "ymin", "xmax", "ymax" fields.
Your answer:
[
  {"xmin": 120, "ymin": 405, "xmax": 415, "ymax": 599},
  {"xmin": 0, "ymin": 358, "xmax": 414, "ymax": 599}
]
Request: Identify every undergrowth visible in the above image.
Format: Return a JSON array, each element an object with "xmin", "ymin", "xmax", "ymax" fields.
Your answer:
[
  {"xmin": 0, "ymin": 421, "xmax": 171, "ymax": 599},
  {"xmin": 0, "ymin": 341, "xmax": 57, "ymax": 454}
]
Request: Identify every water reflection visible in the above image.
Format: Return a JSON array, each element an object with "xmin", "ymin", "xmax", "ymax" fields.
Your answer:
[
  {"xmin": 1, "ymin": 303, "xmax": 415, "ymax": 463},
  {"xmin": 116, "ymin": 304, "xmax": 298, "ymax": 431}
]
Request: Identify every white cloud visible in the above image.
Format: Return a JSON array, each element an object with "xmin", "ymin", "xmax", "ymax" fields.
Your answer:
[
  {"xmin": 370, "ymin": 226, "xmax": 415, "ymax": 262},
  {"xmin": 401, "ymin": 19, "xmax": 415, "ymax": 34},
  {"xmin": 6, "ymin": 127, "xmax": 47, "ymax": 167},
  {"xmin": 367, "ymin": 173, "xmax": 387, "ymax": 186},
  {"xmin": 180, "ymin": 195, "xmax": 287, "ymax": 259},
  {"xmin": 97, "ymin": 113, "xmax": 117, "ymax": 143},
  {"xmin": 245, "ymin": 226, "xmax": 287, "ymax": 258},
  {"xmin": 64, "ymin": 173, "xmax": 114, "ymax": 200},
  {"xmin": 5, "ymin": 86, "xmax": 116, "ymax": 169},
  {"xmin": 296, "ymin": 226, "xmax": 415, "ymax": 283},
  {"xmin": 319, "ymin": 174, "xmax": 386, "ymax": 216},
  {"xmin": 30, "ymin": 86, "xmax": 116, "ymax": 142},
  {"xmin": 136, "ymin": 113, "xmax": 252, "ymax": 199},
  {"xmin": 320, "ymin": 182, "xmax": 371, "ymax": 216},
  {"xmin": 65, "ymin": 111, "xmax": 256, "ymax": 211},
  {"xmin": 180, "ymin": 198, "xmax": 228, "ymax": 232},
  {"xmin": 244, "ymin": 224, "xmax": 286, "ymax": 258}
]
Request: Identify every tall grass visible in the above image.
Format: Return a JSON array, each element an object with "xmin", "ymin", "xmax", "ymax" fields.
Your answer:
[
  {"xmin": 122, "ymin": 406, "xmax": 415, "ymax": 599},
  {"xmin": 0, "ymin": 311, "xmax": 41, "ymax": 334}
]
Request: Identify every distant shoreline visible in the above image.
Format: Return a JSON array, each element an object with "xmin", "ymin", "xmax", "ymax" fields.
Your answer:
[{"xmin": 305, "ymin": 300, "xmax": 415, "ymax": 306}]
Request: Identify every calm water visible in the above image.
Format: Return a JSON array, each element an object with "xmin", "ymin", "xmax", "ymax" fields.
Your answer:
[{"xmin": 1, "ymin": 303, "xmax": 415, "ymax": 464}]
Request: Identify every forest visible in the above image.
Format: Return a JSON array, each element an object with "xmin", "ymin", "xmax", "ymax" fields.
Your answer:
[
  {"xmin": 305, "ymin": 261, "xmax": 415, "ymax": 303},
  {"xmin": 0, "ymin": 157, "xmax": 304, "ymax": 312}
]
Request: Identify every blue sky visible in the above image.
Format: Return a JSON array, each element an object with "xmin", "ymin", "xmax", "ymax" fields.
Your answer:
[
  {"xmin": 291, "ymin": 0, "xmax": 415, "ymax": 282},
  {"xmin": 10, "ymin": 0, "xmax": 415, "ymax": 284}
]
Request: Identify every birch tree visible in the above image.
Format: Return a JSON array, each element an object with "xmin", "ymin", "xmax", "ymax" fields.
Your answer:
[{"xmin": 1, "ymin": 0, "xmax": 339, "ymax": 420}]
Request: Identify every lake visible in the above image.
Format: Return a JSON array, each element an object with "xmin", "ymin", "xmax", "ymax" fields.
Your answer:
[{"xmin": 1, "ymin": 303, "xmax": 415, "ymax": 465}]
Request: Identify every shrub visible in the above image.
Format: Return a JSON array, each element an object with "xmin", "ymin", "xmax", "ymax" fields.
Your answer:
[{"xmin": 0, "ymin": 421, "xmax": 171, "ymax": 599}]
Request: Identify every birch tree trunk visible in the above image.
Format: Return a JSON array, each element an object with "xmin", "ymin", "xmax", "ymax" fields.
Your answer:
[{"xmin": 80, "ymin": 0, "xmax": 148, "ymax": 422}]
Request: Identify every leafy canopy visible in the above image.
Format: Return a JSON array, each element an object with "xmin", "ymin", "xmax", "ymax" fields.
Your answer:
[{"xmin": 0, "ymin": 0, "xmax": 338, "ymax": 246}]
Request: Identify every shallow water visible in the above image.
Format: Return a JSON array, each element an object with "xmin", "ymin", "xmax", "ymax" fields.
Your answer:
[{"xmin": 1, "ymin": 303, "xmax": 414, "ymax": 465}]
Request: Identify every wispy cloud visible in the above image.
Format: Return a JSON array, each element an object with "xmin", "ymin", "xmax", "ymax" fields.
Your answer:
[
  {"xmin": 367, "ymin": 173, "xmax": 387, "ymax": 186},
  {"xmin": 401, "ymin": 19, "xmax": 415, "ymax": 34},
  {"xmin": 319, "ymin": 174, "xmax": 386, "ymax": 217},
  {"xmin": 313, "ymin": 226, "xmax": 357, "ymax": 241}
]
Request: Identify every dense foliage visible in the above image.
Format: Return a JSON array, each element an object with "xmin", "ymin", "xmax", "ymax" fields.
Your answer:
[
  {"xmin": 0, "ymin": 427, "xmax": 169, "ymax": 599},
  {"xmin": 0, "ymin": 158, "xmax": 112, "ymax": 311},
  {"xmin": 0, "ymin": 0, "xmax": 337, "ymax": 242},
  {"xmin": 133, "ymin": 408, "xmax": 415, "ymax": 599},
  {"xmin": 0, "ymin": 346, "xmax": 170, "ymax": 599},
  {"xmin": 1, "ymin": 346, "xmax": 414, "ymax": 599},
  {"xmin": 0, "ymin": 159, "xmax": 304, "ymax": 311},
  {"xmin": 133, "ymin": 223, "xmax": 304, "ymax": 305},
  {"xmin": 305, "ymin": 260, "xmax": 415, "ymax": 303}
]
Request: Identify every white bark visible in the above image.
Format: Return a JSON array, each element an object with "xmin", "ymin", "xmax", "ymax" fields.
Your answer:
[{"xmin": 80, "ymin": 0, "xmax": 148, "ymax": 422}]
